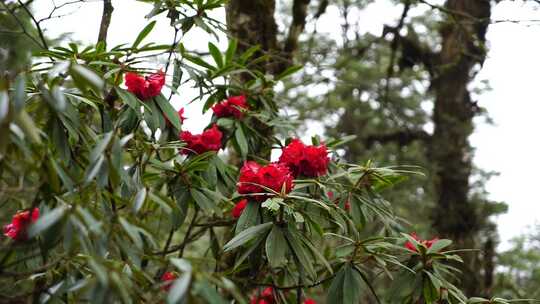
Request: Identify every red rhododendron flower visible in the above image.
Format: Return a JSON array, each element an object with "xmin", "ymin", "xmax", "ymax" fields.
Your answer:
[
  {"xmin": 278, "ymin": 139, "xmax": 329, "ymax": 177},
  {"xmin": 304, "ymin": 299, "xmax": 317, "ymax": 304},
  {"xmin": 344, "ymin": 200, "xmax": 351, "ymax": 211},
  {"xmin": 404, "ymin": 232, "xmax": 439, "ymax": 252},
  {"xmin": 160, "ymin": 271, "xmax": 177, "ymax": 291},
  {"xmin": 212, "ymin": 95, "xmax": 249, "ymax": 118},
  {"xmin": 232, "ymin": 199, "xmax": 248, "ymax": 219},
  {"xmin": 180, "ymin": 124, "xmax": 222, "ymax": 154},
  {"xmin": 327, "ymin": 191, "xmax": 334, "ymax": 199},
  {"xmin": 3, "ymin": 208, "xmax": 39, "ymax": 241},
  {"xmin": 125, "ymin": 70, "xmax": 165, "ymax": 100},
  {"xmin": 238, "ymin": 161, "xmax": 294, "ymax": 201},
  {"xmin": 250, "ymin": 287, "xmax": 274, "ymax": 304}
]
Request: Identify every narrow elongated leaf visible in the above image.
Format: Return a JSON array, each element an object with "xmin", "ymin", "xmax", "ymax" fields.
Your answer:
[
  {"xmin": 132, "ymin": 187, "xmax": 147, "ymax": 214},
  {"xmin": 133, "ymin": 21, "xmax": 156, "ymax": 49},
  {"xmin": 172, "ymin": 59, "xmax": 183, "ymax": 89},
  {"xmin": 28, "ymin": 206, "xmax": 67, "ymax": 238},
  {"xmin": 275, "ymin": 65, "xmax": 302, "ymax": 81},
  {"xmin": 0, "ymin": 91, "xmax": 8, "ymax": 124},
  {"xmin": 224, "ymin": 222, "xmax": 272, "ymax": 252},
  {"xmin": 13, "ymin": 74, "xmax": 26, "ymax": 113},
  {"xmin": 235, "ymin": 200, "xmax": 259, "ymax": 234},
  {"xmin": 225, "ymin": 39, "xmax": 237, "ymax": 64},
  {"xmin": 284, "ymin": 230, "xmax": 317, "ymax": 280},
  {"xmin": 167, "ymin": 273, "xmax": 191, "ymax": 304},
  {"xmin": 208, "ymin": 42, "xmax": 223, "ymax": 68},
  {"xmin": 343, "ymin": 266, "xmax": 363, "ymax": 304},
  {"xmin": 70, "ymin": 64, "xmax": 104, "ymax": 93},
  {"xmin": 155, "ymin": 94, "xmax": 181, "ymax": 131},
  {"xmin": 119, "ymin": 217, "xmax": 143, "ymax": 249},
  {"xmin": 327, "ymin": 265, "xmax": 363, "ymax": 304},
  {"xmin": 427, "ymin": 239, "xmax": 452, "ymax": 254},
  {"xmin": 190, "ymin": 188, "xmax": 216, "ymax": 213},
  {"xmin": 115, "ymin": 88, "xmax": 143, "ymax": 117},
  {"xmin": 265, "ymin": 225, "xmax": 287, "ymax": 268},
  {"xmin": 234, "ymin": 125, "xmax": 248, "ymax": 159}
]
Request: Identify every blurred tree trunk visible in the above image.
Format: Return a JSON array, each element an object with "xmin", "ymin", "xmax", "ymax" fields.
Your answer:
[
  {"xmin": 225, "ymin": 0, "xmax": 311, "ymax": 158},
  {"xmin": 429, "ymin": 0, "xmax": 491, "ymax": 296}
]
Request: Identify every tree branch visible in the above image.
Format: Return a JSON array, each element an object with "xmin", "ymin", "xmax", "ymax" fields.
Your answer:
[
  {"xmin": 97, "ymin": 0, "xmax": 113, "ymax": 45},
  {"xmin": 284, "ymin": 0, "xmax": 311, "ymax": 54},
  {"xmin": 16, "ymin": 0, "xmax": 48, "ymax": 49}
]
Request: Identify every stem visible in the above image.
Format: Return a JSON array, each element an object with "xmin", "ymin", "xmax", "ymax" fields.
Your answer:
[{"xmin": 178, "ymin": 208, "xmax": 199, "ymax": 257}]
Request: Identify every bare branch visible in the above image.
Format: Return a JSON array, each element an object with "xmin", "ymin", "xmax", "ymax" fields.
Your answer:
[
  {"xmin": 16, "ymin": 0, "xmax": 48, "ymax": 49},
  {"xmin": 97, "ymin": 0, "xmax": 113, "ymax": 45}
]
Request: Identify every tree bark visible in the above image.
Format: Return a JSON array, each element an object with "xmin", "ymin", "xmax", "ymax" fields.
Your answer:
[
  {"xmin": 429, "ymin": 0, "xmax": 491, "ymax": 296},
  {"xmin": 97, "ymin": 0, "xmax": 113, "ymax": 45},
  {"xmin": 226, "ymin": 0, "xmax": 280, "ymax": 76}
]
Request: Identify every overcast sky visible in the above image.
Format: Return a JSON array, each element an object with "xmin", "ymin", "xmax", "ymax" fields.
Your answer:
[{"xmin": 33, "ymin": 0, "xmax": 540, "ymax": 249}]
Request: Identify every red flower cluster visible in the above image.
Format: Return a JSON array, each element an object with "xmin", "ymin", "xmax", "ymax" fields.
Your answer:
[
  {"xmin": 180, "ymin": 124, "xmax": 222, "ymax": 155},
  {"xmin": 3, "ymin": 208, "xmax": 39, "ymax": 241},
  {"xmin": 278, "ymin": 139, "xmax": 329, "ymax": 177},
  {"xmin": 304, "ymin": 299, "xmax": 317, "ymax": 304},
  {"xmin": 231, "ymin": 199, "xmax": 248, "ymax": 219},
  {"xmin": 238, "ymin": 162, "xmax": 294, "ymax": 201},
  {"xmin": 125, "ymin": 70, "xmax": 165, "ymax": 100},
  {"xmin": 160, "ymin": 271, "xmax": 177, "ymax": 291},
  {"xmin": 250, "ymin": 287, "xmax": 274, "ymax": 304},
  {"xmin": 212, "ymin": 95, "xmax": 249, "ymax": 119},
  {"xmin": 405, "ymin": 233, "xmax": 439, "ymax": 252}
]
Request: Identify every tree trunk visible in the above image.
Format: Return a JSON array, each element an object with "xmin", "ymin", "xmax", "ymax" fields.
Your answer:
[
  {"xmin": 226, "ymin": 0, "xmax": 280, "ymax": 76},
  {"xmin": 430, "ymin": 0, "xmax": 491, "ymax": 296}
]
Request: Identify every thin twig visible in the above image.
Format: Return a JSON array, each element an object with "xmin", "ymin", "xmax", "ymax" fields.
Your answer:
[{"xmin": 17, "ymin": 0, "xmax": 48, "ymax": 49}]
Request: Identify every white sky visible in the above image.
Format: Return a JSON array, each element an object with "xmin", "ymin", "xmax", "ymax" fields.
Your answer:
[{"xmin": 32, "ymin": 0, "xmax": 540, "ymax": 249}]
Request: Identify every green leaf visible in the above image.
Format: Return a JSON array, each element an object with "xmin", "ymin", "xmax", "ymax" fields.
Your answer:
[
  {"xmin": 190, "ymin": 188, "xmax": 217, "ymax": 214},
  {"xmin": 0, "ymin": 91, "xmax": 9, "ymax": 124},
  {"xmin": 119, "ymin": 217, "xmax": 143, "ymax": 249},
  {"xmin": 13, "ymin": 74, "xmax": 26, "ymax": 113},
  {"xmin": 225, "ymin": 39, "xmax": 237, "ymax": 64},
  {"xmin": 275, "ymin": 65, "xmax": 302, "ymax": 81},
  {"xmin": 343, "ymin": 266, "xmax": 363, "ymax": 304},
  {"xmin": 155, "ymin": 94, "xmax": 181, "ymax": 131},
  {"xmin": 184, "ymin": 54, "xmax": 216, "ymax": 70},
  {"xmin": 167, "ymin": 258, "xmax": 192, "ymax": 304},
  {"xmin": 132, "ymin": 187, "xmax": 147, "ymax": 214},
  {"xmin": 115, "ymin": 88, "xmax": 142, "ymax": 117},
  {"xmin": 327, "ymin": 266, "xmax": 346, "ymax": 303},
  {"xmin": 261, "ymin": 198, "xmax": 281, "ymax": 213},
  {"xmin": 235, "ymin": 200, "xmax": 259, "ymax": 234},
  {"xmin": 172, "ymin": 59, "xmax": 183, "ymax": 90},
  {"xmin": 224, "ymin": 222, "xmax": 272, "ymax": 252},
  {"xmin": 327, "ymin": 265, "xmax": 363, "ymax": 304},
  {"xmin": 144, "ymin": 99, "xmax": 162, "ymax": 132},
  {"xmin": 28, "ymin": 206, "xmax": 67, "ymax": 238},
  {"xmin": 284, "ymin": 230, "xmax": 317, "ymax": 280},
  {"xmin": 265, "ymin": 225, "xmax": 287, "ymax": 268},
  {"xmin": 70, "ymin": 64, "xmax": 104, "ymax": 94},
  {"xmin": 133, "ymin": 21, "xmax": 156, "ymax": 49},
  {"xmin": 167, "ymin": 274, "xmax": 191, "ymax": 304},
  {"xmin": 468, "ymin": 298, "xmax": 489, "ymax": 304},
  {"xmin": 234, "ymin": 125, "xmax": 248, "ymax": 159},
  {"xmin": 427, "ymin": 239, "xmax": 452, "ymax": 254},
  {"xmin": 208, "ymin": 42, "xmax": 223, "ymax": 68}
]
